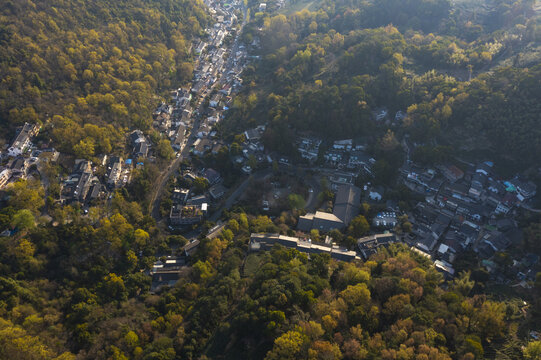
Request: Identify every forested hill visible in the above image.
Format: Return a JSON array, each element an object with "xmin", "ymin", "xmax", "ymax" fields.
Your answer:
[
  {"xmin": 226, "ymin": 0, "xmax": 541, "ymax": 170},
  {"xmin": 0, "ymin": 0, "xmax": 209, "ymax": 157},
  {"xmin": 2, "ymin": 208, "xmax": 540, "ymax": 359}
]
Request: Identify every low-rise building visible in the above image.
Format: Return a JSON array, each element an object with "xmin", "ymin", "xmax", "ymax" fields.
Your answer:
[
  {"xmin": 297, "ymin": 137, "xmax": 321, "ymax": 163},
  {"xmin": 298, "ymin": 211, "xmax": 345, "ymax": 232},
  {"xmin": 172, "ymin": 124, "xmax": 187, "ymax": 151},
  {"xmin": 244, "ymin": 126, "xmax": 265, "ymax": 142},
  {"xmin": 172, "ymin": 188, "xmax": 190, "ymax": 205},
  {"xmin": 250, "ymin": 233, "xmax": 359, "ymax": 261},
  {"xmin": 209, "ymin": 183, "xmax": 227, "ymax": 200},
  {"xmin": 8, "ymin": 123, "xmax": 40, "ymax": 157},
  {"xmin": 9, "ymin": 157, "xmax": 29, "ymax": 180},
  {"xmin": 209, "ymin": 93, "xmax": 222, "ymax": 108},
  {"xmin": 134, "ymin": 142, "xmax": 149, "ymax": 158},
  {"xmin": 298, "ymin": 185, "xmax": 361, "ymax": 232},
  {"xmin": 510, "ymin": 177, "xmax": 537, "ymax": 201},
  {"xmin": 202, "ymin": 168, "xmax": 221, "ymax": 185},
  {"xmin": 63, "ymin": 160, "xmax": 96, "ymax": 203},
  {"xmin": 195, "ymin": 41, "xmax": 207, "ymax": 55},
  {"xmin": 106, "ymin": 157, "xmax": 123, "ymax": 188},
  {"xmin": 357, "ymin": 233, "xmax": 397, "ymax": 260},
  {"xmin": 150, "ymin": 256, "xmax": 186, "ymax": 292},
  {"xmin": 192, "ymin": 138, "xmax": 212, "ymax": 156},
  {"xmin": 441, "ymin": 165, "xmax": 464, "ymax": 183},
  {"xmin": 333, "ymin": 139, "xmax": 353, "ymax": 151},
  {"xmin": 0, "ymin": 169, "xmax": 12, "ymax": 189},
  {"xmin": 169, "ymin": 204, "xmax": 207, "ymax": 226}
]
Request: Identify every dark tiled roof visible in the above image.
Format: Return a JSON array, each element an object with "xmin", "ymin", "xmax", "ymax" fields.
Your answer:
[{"xmin": 333, "ymin": 185, "xmax": 361, "ymax": 225}]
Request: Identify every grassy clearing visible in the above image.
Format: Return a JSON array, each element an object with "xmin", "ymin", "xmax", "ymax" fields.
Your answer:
[{"xmin": 243, "ymin": 253, "xmax": 263, "ymax": 277}]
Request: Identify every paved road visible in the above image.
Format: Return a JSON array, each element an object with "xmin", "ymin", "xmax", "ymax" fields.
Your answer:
[
  {"xmin": 149, "ymin": 102, "xmax": 205, "ymax": 220},
  {"xmin": 305, "ymin": 176, "xmax": 322, "ymax": 211},
  {"xmin": 209, "ymin": 169, "xmax": 272, "ymax": 222},
  {"xmin": 149, "ymin": 149, "xmax": 186, "ymax": 221},
  {"xmin": 520, "ymin": 202, "xmax": 541, "ymax": 213}
]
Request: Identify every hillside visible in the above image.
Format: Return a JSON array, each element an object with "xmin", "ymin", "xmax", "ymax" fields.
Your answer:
[
  {"xmin": 226, "ymin": 0, "xmax": 541, "ymax": 170},
  {"xmin": 1, "ymin": 0, "xmax": 541, "ymax": 359},
  {"xmin": 0, "ymin": 0, "xmax": 209, "ymax": 157},
  {"xmin": 1, "ymin": 210, "xmax": 540, "ymax": 359}
]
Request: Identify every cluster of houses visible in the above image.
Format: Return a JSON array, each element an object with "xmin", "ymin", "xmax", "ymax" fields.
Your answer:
[
  {"xmin": 0, "ymin": 123, "xmax": 48, "ymax": 190},
  {"xmin": 152, "ymin": 0, "xmax": 249, "ymax": 164},
  {"xmin": 151, "ymin": 222, "xmax": 225, "ymax": 291},
  {"xmin": 129, "ymin": 130, "xmax": 150, "ymax": 159},
  {"xmin": 296, "ymin": 136, "xmax": 322, "ymax": 163},
  {"xmin": 299, "ymin": 137, "xmax": 385, "ymax": 196},
  {"xmin": 58, "ymin": 129, "xmax": 152, "ymax": 206},
  {"xmin": 135, "ymin": 0, "xmax": 251, "ymax": 292},
  {"xmin": 372, "ymin": 108, "xmax": 408, "ymax": 126},
  {"xmin": 232, "ymin": 125, "xmax": 269, "ymax": 174},
  {"xmin": 7, "ymin": 122, "xmax": 40, "ymax": 157},
  {"xmin": 0, "ymin": 121, "xmax": 155, "ymax": 207},
  {"xmin": 322, "ymin": 139, "xmax": 375, "ymax": 174},
  {"xmin": 255, "ymin": 0, "xmax": 286, "ymax": 13},
  {"xmin": 397, "ymin": 160, "xmax": 538, "ymax": 279},
  {"xmin": 60, "ymin": 155, "xmax": 134, "ymax": 205},
  {"xmin": 278, "ymin": 146, "xmax": 539, "ymax": 281},
  {"xmin": 168, "ymin": 167, "xmax": 226, "ymax": 229},
  {"xmin": 294, "ymin": 135, "xmax": 381, "ymax": 192}
]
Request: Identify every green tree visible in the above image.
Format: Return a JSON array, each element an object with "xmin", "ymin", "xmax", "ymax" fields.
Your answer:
[
  {"xmin": 73, "ymin": 138, "xmax": 95, "ymax": 158},
  {"xmin": 100, "ymin": 273, "xmax": 128, "ymax": 302},
  {"xmin": 0, "ymin": 318, "xmax": 74, "ymax": 359},
  {"xmin": 524, "ymin": 341, "xmax": 541, "ymax": 359},
  {"xmin": 156, "ymin": 139, "xmax": 175, "ymax": 159},
  {"xmin": 348, "ymin": 215, "xmax": 370, "ymax": 237},
  {"xmin": 340, "ymin": 283, "xmax": 371, "ymax": 308},
  {"xmin": 11, "ymin": 209, "xmax": 35, "ymax": 230},
  {"xmin": 124, "ymin": 331, "xmax": 139, "ymax": 351},
  {"xmin": 288, "ymin": 194, "xmax": 306, "ymax": 210},
  {"xmin": 265, "ymin": 330, "xmax": 306, "ymax": 360},
  {"xmin": 379, "ymin": 130, "xmax": 399, "ymax": 151},
  {"xmin": 193, "ymin": 177, "xmax": 209, "ymax": 194},
  {"xmin": 134, "ymin": 229, "xmax": 150, "ymax": 247},
  {"xmin": 227, "ymin": 219, "xmax": 240, "ymax": 233},
  {"xmin": 451, "ymin": 271, "xmax": 474, "ymax": 296},
  {"xmin": 7, "ymin": 180, "xmax": 45, "ymax": 215}
]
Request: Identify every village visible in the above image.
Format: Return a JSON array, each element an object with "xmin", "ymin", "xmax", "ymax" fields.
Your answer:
[
  {"xmin": 151, "ymin": 112, "xmax": 540, "ymax": 291},
  {"xmin": 0, "ymin": 0, "xmax": 249, "ymax": 211},
  {"xmin": 0, "ymin": 0, "xmax": 539, "ymax": 295}
]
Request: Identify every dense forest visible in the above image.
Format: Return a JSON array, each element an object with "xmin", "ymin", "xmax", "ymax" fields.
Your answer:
[
  {"xmin": 225, "ymin": 0, "xmax": 541, "ymax": 170},
  {"xmin": 2, "ymin": 203, "xmax": 541, "ymax": 359},
  {"xmin": 0, "ymin": 0, "xmax": 209, "ymax": 157}
]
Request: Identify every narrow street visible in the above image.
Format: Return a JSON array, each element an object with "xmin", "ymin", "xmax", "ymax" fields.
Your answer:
[{"xmin": 148, "ymin": 0, "xmax": 248, "ymax": 225}]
